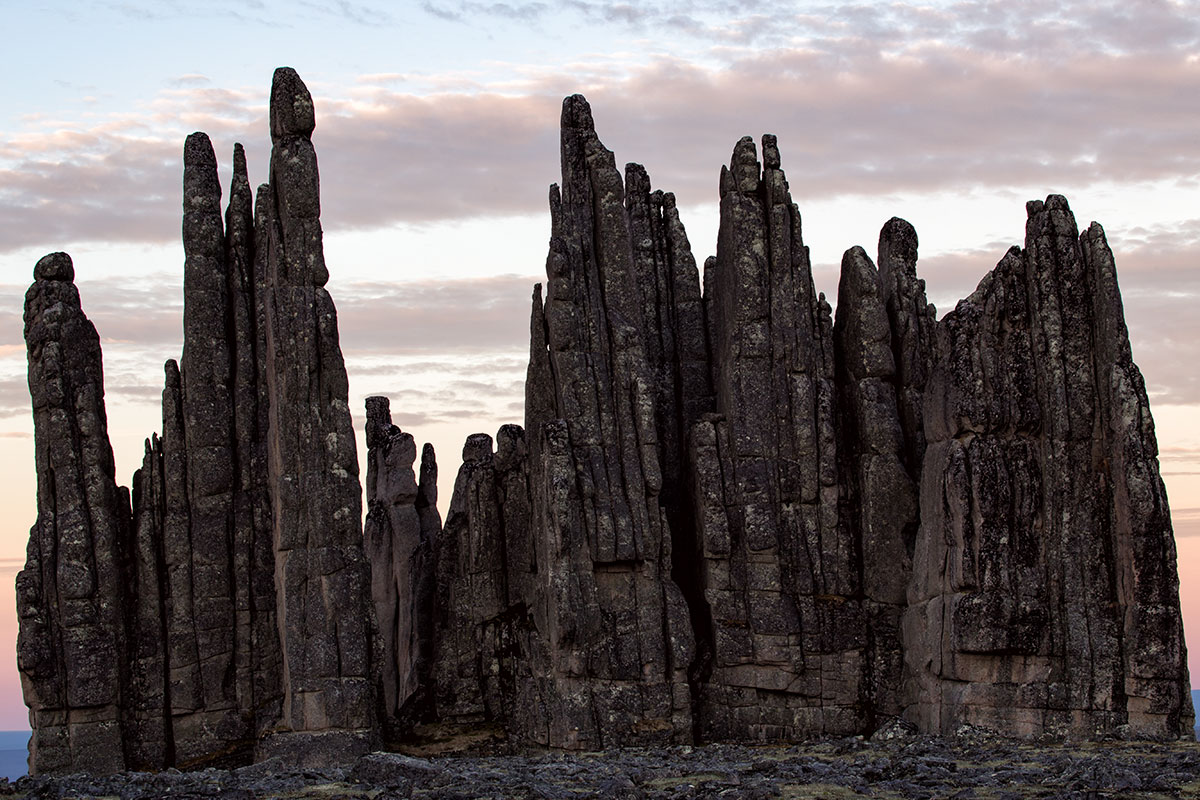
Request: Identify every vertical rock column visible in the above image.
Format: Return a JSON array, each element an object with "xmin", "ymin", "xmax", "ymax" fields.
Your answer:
[
  {"xmin": 257, "ymin": 67, "xmax": 377, "ymax": 761},
  {"xmin": 526, "ymin": 95, "xmax": 695, "ymax": 748},
  {"xmin": 126, "ymin": 435, "xmax": 170, "ymax": 769},
  {"xmin": 1081, "ymin": 223, "xmax": 1194, "ymax": 736},
  {"xmin": 225, "ymin": 142, "xmax": 277, "ymax": 740},
  {"xmin": 175, "ymin": 131, "xmax": 244, "ymax": 763},
  {"xmin": 693, "ymin": 135, "xmax": 861, "ymax": 739},
  {"xmin": 433, "ymin": 434, "xmax": 512, "ymax": 728},
  {"xmin": 876, "ymin": 218, "xmax": 936, "ymax": 480},
  {"xmin": 18, "ymin": 253, "xmax": 129, "ymax": 774},
  {"xmin": 624, "ymin": 169, "xmax": 715, "ymax": 695},
  {"xmin": 832, "ymin": 245, "xmax": 920, "ymax": 721},
  {"xmin": 364, "ymin": 396, "xmax": 435, "ymax": 735},
  {"xmin": 905, "ymin": 196, "xmax": 1194, "ymax": 738}
]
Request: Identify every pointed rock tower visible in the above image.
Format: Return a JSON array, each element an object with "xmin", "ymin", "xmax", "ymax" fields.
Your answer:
[{"xmin": 18, "ymin": 68, "xmax": 378, "ymax": 774}]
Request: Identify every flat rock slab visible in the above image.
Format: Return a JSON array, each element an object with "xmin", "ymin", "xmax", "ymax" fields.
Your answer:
[{"xmin": 8, "ymin": 734, "xmax": 1199, "ymax": 799}]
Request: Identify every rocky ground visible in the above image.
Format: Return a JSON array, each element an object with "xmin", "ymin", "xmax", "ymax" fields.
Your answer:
[{"xmin": 4, "ymin": 723, "xmax": 1199, "ymax": 800}]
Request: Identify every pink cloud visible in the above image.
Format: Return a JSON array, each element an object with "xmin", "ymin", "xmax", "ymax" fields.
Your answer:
[{"xmin": 1, "ymin": 10, "xmax": 1197, "ymax": 252}]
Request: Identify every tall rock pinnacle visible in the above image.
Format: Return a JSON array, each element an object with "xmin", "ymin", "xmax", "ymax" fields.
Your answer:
[
  {"xmin": 19, "ymin": 67, "xmax": 378, "ymax": 775},
  {"xmin": 19, "ymin": 253, "xmax": 129, "ymax": 774},
  {"xmin": 905, "ymin": 196, "xmax": 1193, "ymax": 737},
  {"xmin": 19, "ymin": 79, "xmax": 1193, "ymax": 776},
  {"xmin": 256, "ymin": 66, "xmax": 375, "ymax": 761},
  {"xmin": 176, "ymin": 130, "xmax": 243, "ymax": 762}
]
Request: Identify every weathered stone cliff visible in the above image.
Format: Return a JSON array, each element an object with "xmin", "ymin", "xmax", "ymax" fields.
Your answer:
[
  {"xmin": 19, "ymin": 75, "xmax": 1193, "ymax": 775},
  {"xmin": 904, "ymin": 197, "xmax": 1193, "ymax": 738}
]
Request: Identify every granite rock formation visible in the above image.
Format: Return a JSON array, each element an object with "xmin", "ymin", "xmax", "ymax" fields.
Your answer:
[
  {"xmin": 20, "ymin": 68, "xmax": 377, "ymax": 775},
  {"xmin": 19, "ymin": 252, "xmax": 129, "ymax": 775},
  {"xmin": 904, "ymin": 197, "xmax": 1193, "ymax": 738},
  {"xmin": 366, "ymin": 98, "xmax": 1190, "ymax": 747},
  {"xmin": 20, "ymin": 78, "xmax": 1194, "ymax": 776}
]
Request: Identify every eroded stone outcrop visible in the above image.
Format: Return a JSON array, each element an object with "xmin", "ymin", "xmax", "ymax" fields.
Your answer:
[
  {"xmin": 408, "ymin": 119, "xmax": 1190, "ymax": 747},
  {"xmin": 20, "ymin": 80, "xmax": 1193, "ymax": 777},
  {"xmin": 904, "ymin": 196, "xmax": 1193, "ymax": 738},
  {"xmin": 256, "ymin": 67, "xmax": 376, "ymax": 763},
  {"xmin": 415, "ymin": 97, "xmax": 698, "ymax": 749},
  {"xmin": 364, "ymin": 396, "xmax": 437, "ymax": 735},
  {"xmin": 19, "ymin": 67, "xmax": 378, "ymax": 775},
  {"xmin": 19, "ymin": 253, "xmax": 129, "ymax": 775},
  {"xmin": 693, "ymin": 134, "xmax": 863, "ymax": 740}
]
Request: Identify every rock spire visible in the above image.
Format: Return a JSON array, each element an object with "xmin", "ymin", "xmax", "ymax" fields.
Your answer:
[
  {"xmin": 19, "ymin": 68, "xmax": 378, "ymax": 775},
  {"xmin": 904, "ymin": 197, "xmax": 1193, "ymax": 737},
  {"xmin": 19, "ymin": 253, "xmax": 129, "ymax": 774},
  {"xmin": 19, "ymin": 79, "xmax": 1193, "ymax": 776}
]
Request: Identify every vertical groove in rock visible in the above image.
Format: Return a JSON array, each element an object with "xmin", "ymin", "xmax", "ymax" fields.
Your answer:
[
  {"xmin": 18, "ymin": 252, "xmax": 129, "ymax": 775},
  {"xmin": 411, "ymin": 443, "xmax": 440, "ymax": 724},
  {"xmin": 524, "ymin": 283, "xmax": 554, "ymax": 468},
  {"xmin": 250, "ymin": 181, "xmax": 282, "ymax": 737}
]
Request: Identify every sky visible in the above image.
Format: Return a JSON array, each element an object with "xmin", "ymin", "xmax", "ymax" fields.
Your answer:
[{"xmin": 1, "ymin": 0, "xmax": 1199, "ymax": 732}]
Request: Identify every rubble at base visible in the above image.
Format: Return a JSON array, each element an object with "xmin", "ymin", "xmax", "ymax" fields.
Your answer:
[{"xmin": 7, "ymin": 731, "xmax": 1200, "ymax": 800}]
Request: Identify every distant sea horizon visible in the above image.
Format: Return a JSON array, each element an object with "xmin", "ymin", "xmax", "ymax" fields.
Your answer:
[{"xmin": 0, "ymin": 730, "xmax": 27, "ymax": 781}]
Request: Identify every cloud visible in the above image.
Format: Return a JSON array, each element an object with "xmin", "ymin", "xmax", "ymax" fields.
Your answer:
[
  {"xmin": 421, "ymin": 0, "xmax": 1200, "ymax": 56},
  {"xmin": 169, "ymin": 74, "xmax": 212, "ymax": 88},
  {"xmin": 335, "ymin": 273, "xmax": 539, "ymax": 354},
  {"xmin": 348, "ymin": 352, "xmax": 529, "ymax": 428},
  {"xmin": 422, "ymin": 1, "xmax": 547, "ymax": 23},
  {"xmin": 298, "ymin": 0, "xmax": 394, "ymax": 25},
  {"xmin": 0, "ymin": 379, "xmax": 31, "ymax": 421},
  {"xmin": 4, "ymin": 25, "xmax": 1199, "ymax": 256}
]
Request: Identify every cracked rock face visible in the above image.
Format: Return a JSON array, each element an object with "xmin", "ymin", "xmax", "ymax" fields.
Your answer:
[
  {"xmin": 19, "ymin": 252, "xmax": 129, "ymax": 775},
  {"xmin": 904, "ymin": 196, "xmax": 1193, "ymax": 738},
  {"xmin": 19, "ymin": 67, "xmax": 378, "ymax": 775},
  {"xmin": 19, "ymin": 81, "xmax": 1193, "ymax": 777}
]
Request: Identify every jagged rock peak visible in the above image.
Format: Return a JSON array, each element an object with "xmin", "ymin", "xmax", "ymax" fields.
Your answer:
[
  {"xmin": 233, "ymin": 141, "xmax": 248, "ymax": 177},
  {"xmin": 182, "ymin": 132, "xmax": 222, "ymax": 217},
  {"xmin": 265, "ymin": 67, "xmax": 326, "ymax": 287},
  {"xmin": 462, "ymin": 432, "xmax": 493, "ymax": 463},
  {"xmin": 270, "ymin": 66, "xmax": 316, "ymax": 141},
  {"xmin": 904, "ymin": 194, "xmax": 1193, "ymax": 739},
  {"xmin": 33, "ymin": 251, "xmax": 73, "ymax": 282},
  {"xmin": 560, "ymin": 93, "xmax": 595, "ymax": 137},
  {"xmin": 879, "ymin": 216, "xmax": 918, "ymax": 267}
]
